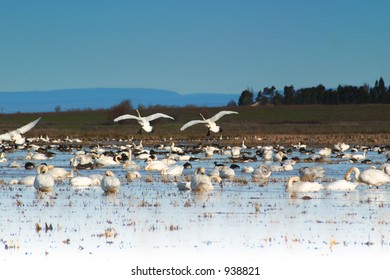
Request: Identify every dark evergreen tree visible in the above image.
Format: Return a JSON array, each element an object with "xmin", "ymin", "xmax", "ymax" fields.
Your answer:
[
  {"xmin": 237, "ymin": 77, "xmax": 387, "ymax": 105},
  {"xmin": 255, "ymin": 90, "xmax": 265, "ymax": 104},
  {"xmin": 283, "ymin": 85, "xmax": 295, "ymax": 105},
  {"xmin": 238, "ymin": 89, "xmax": 254, "ymax": 106}
]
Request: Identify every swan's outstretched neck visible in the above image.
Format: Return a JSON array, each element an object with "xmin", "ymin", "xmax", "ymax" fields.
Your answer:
[
  {"xmin": 136, "ymin": 109, "xmax": 141, "ymax": 118},
  {"xmin": 199, "ymin": 113, "xmax": 206, "ymax": 121}
]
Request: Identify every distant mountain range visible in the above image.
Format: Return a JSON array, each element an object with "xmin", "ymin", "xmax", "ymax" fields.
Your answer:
[{"xmin": 0, "ymin": 88, "xmax": 239, "ymax": 113}]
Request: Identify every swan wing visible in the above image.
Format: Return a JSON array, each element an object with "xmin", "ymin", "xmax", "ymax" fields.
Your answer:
[
  {"xmin": 144, "ymin": 113, "xmax": 174, "ymax": 122},
  {"xmin": 209, "ymin": 111, "xmax": 238, "ymax": 122},
  {"xmin": 16, "ymin": 117, "xmax": 41, "ymax": 134},
  {"xmin": 0, "ymin": 132, "xmax": 12, "ymax": 141},
  {"xmin": 113, "ymin": 114, "xmax": 140, "ymax": 122},
  {"xmin": 0, "ymin": 117, "xmax": 41, "ymax": 140},
  {"xmin": 180, "ymin": 120, "xmax": 207, "ymax": 131}
]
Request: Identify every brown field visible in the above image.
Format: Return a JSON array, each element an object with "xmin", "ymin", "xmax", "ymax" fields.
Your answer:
[{"xmin": 1, "ymin": 104, "xmax": 390, "ymax": 146}]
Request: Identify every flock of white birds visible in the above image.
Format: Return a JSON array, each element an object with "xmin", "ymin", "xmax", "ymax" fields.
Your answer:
[
  {"xmin": 113, "ymin": 109, "xmax": 238, "ymax": 135},
  {"xmin": 1, "ymin": 111, "xmax": 390, "ymax": 197}
]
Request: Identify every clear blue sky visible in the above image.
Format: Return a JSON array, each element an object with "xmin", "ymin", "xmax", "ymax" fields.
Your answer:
[{"xmin": 0, "ymin": 0, "xmax": 389, "ymax": 94}]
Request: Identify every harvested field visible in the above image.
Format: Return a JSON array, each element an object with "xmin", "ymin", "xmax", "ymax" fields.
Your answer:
[{"xmin": 1, "ymin": 104, "xmax": 390, "ymax": 146}]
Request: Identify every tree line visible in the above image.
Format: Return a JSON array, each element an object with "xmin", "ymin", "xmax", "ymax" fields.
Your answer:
[{"xmin": 237, "ymin": 77, "xmax": 390, "ymax": 106}]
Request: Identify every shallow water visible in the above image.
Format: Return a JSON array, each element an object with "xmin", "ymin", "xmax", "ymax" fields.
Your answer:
[{"xmin": 1, "ymin": 143, "xmax": 390, "ymax": 279}]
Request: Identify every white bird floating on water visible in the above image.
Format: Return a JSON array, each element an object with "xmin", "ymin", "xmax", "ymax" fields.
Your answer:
[
  {"xmin": 176, "ymin": 180, "xmax": 192, "ymax": 191},
  {"xmin": 345, "ymin": 167, "xmax": 390, "ymax": 187},
  {"xmin": 26, "ymin": 151, "xmax": 48, "ymax": 161},
  {"xmin": 0, "ymin": 117, "xmax": 41, "ymax": 144},
  {"xmin": 114, "ymin": 109, "xmax": 174, "ymax": 133},
  {"xmin": 351, "ymin": 149, "xmax": 367, "ymax": 161},
  {"xmin": 324, "ymin": 179, "xmax": 359, "ymax": 191},
  {"xmin": 180, "ymin": 110, "xmax": 238, "ymax": 136},
  {"xmin": 145, "ymin": 158, "xmax": 169, "ymax": 171},
  {"xmin": 286, "ymin": 176, "xmax": 324, "ymax": 193},
  {"xmin": 251, "ymin": 164, "xmax": 272, "ymax": 181},
  {"xmin": 69, "ymin": 169, "xmax": 101, "ymax": 187},
  {"xmin": 10, "ymin": 176, "xmax": 35, "ymax": 186},
  {"xmin": 125, "ymin": 171, "xmax": 142, "ymax": 182},
  {"xmin": 161, "ymin": 165, "xmax": 184, "ymax": 181}
]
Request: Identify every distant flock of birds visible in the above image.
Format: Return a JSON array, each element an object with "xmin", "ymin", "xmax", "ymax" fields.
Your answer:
[{"xmin": 1, "ymin": 110, "xmax": 390, "ymax": 196}]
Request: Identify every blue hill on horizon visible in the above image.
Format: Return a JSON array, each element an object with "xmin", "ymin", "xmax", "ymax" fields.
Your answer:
[{"xmin": 0, "ymin": 88, "xmax": 239, "ymax": 113}]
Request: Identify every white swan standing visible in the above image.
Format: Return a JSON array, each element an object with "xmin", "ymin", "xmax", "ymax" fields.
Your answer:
[
  {"xmin": 286, "ymin": 176, "xmax": 324, "ymax": 193},
  {"xmin": 345, "ymin": 167, "xmax": 390, "ymax": 187},
  {"xmin": 190, "ymin": 167, "xmax": 223, "ymax": 192},
  {"xmin": 180, "ymin": 111, "xmax": 238, "ymax": 136},
  {"xmin": 101, "ymin": 170, "xmax": 121, "ymax": 193},
  {"xmin": 114, "ymin": 109, "xmax": 174, "ymax": 133},
  {"xmin": 33, "ymin": 165, "xmax": 55, "ymax": 192}
]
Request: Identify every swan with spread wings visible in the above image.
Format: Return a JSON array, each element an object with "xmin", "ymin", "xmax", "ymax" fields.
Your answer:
[
  {"xmin": 114, "ymin": 110, "xmax": 174, "ymax": 133},
  {"xmin": 180, "ymin": 111, "xmax": 238, "ymax": 136},
  {"xmin": 0, "ymin": 117, "xmax": 41, "ymax": 143}
]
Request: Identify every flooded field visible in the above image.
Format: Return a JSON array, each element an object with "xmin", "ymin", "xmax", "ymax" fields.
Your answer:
[{"xmin": 1, "ymin": 139, "xmax": 390, "ymax": 279}]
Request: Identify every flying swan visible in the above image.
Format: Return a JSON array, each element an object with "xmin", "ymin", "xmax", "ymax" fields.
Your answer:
[
  {"xmin": 0, "ymin": 117, "xmax": 41, "ymax": 143},
  {"xmin": 114, "ymin": 109, "xmax": 174, "ymax": 133},
  {"xmin": 180, "ymin": 111, "xmax": 238, "ymax": 136}
]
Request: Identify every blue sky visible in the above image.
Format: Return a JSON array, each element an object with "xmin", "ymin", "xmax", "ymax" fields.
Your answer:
[{"xmin": 0, "ymin": 0, "xmax": 389, "ymax": 94}]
